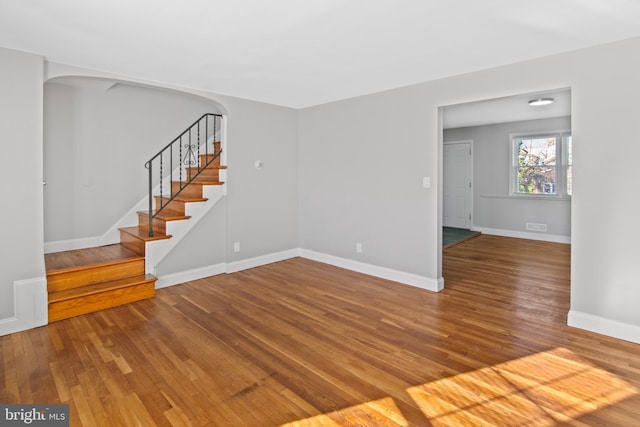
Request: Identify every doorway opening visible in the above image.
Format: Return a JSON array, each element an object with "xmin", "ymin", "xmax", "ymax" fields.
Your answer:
[{"xmin": 439, "ymin": 87, "xmax": 572, "ymax": 277}]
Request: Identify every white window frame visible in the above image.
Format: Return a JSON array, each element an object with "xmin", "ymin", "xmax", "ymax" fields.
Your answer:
[{"xmin": 509, "ymin": 130, "xmax": 572, "ymax": 198}]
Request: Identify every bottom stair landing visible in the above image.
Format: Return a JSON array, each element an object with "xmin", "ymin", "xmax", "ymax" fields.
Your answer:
[{"xmin": 45, "ymin": 244, "xmax": 156, "ymax": 322}]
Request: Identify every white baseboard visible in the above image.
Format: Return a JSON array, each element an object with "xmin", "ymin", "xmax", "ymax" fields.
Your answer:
[
  {"xmin": 157, "ymin": 247, "xmax": 444, "ymax": 293},
  {"xmin": 298, "ymin": 249, "xmax": 444, "ymax": 292},
  {"xmin": 44, "ymin": 235, "xmax": 107, "ymax": 254},
  {"xmin": 155, "ymin": 263, "xmax": 226, "ymax": 289},
  {"xmin": 473, "ymin": 227, "xmax": 571, "ymax": 244},
  {"xmin": 157, "ymin": 247, "xmax": 443, "ymax": 293},
  {"xmin": 0, "ymin": 277, "xmax": 48, "ymax": 337},
  {"xmin": 568, "ymin": 310, "xmax": 640, "ymax": 344},
  {"xmin": 225, "ymin": 249, "xmax": 299, "ymax": 274}
]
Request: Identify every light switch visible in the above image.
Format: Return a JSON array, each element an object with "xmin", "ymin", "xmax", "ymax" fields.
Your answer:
[{"xmin": 423, "ymin": 176, "xmax": 431, "ymax": 188}]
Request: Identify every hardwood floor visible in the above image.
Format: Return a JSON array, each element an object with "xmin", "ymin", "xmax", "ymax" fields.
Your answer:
[{"xmin": 3, "ymin": 235, "xmax": 640, "ymax": 426}]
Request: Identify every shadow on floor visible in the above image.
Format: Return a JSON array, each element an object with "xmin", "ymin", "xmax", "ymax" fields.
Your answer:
[{"xmin": 443, "ymin": 227, "xmax": 481, "ymax": 248}]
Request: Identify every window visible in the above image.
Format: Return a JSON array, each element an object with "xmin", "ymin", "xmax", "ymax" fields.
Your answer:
[{"xmin": 511, "ymin": 131, "xmax": 572, "ymax": 197}]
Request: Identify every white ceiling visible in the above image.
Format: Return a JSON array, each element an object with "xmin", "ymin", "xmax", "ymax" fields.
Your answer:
[
  {"xmin": 443, "ymin": 88, "xmax": 571, "ymax": 129},
  {"xmin": 1, "ymin": 0, "xmax": 640, "ymax": 109}
]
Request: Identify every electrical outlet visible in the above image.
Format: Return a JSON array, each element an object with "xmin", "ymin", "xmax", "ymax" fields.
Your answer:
[
  {"xmin": 356, "ymin": 242, "xmax": 362, "ymax": 253},
  {"xmin": 233, "ymin": 242, "xmax": 240, "ymax": 252}
]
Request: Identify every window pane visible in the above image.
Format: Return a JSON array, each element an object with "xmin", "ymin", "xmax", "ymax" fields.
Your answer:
[
  {"xmin": 517, "ymin": 166, "xmax": 557, "ymax": 194},
  {"xmin": 565, "ymin": 136, "xmax": 572, "ymax": 166},
  {"xmin": 518, "ymin": 137, "xmax": 556, "ymax": 166},
  {"xmin": 567, "ymin": 165, "xmax": 572, "ymax": 195}
]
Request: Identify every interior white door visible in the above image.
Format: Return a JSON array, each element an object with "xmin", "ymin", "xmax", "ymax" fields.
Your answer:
[{"xmin": 443, "ymin": 142, "xmax": 472, "ymax": 228}]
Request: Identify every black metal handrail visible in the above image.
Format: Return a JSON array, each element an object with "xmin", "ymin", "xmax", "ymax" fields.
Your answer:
[{"xmin": 144, "ymin": 113, "xmax": 223, "ymax": 237}]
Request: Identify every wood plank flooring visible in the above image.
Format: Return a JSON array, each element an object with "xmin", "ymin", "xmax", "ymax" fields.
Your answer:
[{"xmin": 3, "ymin": 235, "xmax": 640, "ymax": 426}]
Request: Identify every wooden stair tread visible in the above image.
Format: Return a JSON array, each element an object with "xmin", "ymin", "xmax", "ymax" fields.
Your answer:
[
  {"xmin": 45, "ymin": 244, "xmax": 143, "ymax": 274},
  {"xmin": 171, "ymin": 180, "xmax": 225, "ymax": 186},
  {"xmin": 49, "ymin": 274, "xmax": 157, "ymax": 304},
  {"xmin": 193, "ymin": 180, "xmax": 224, "ymax": 185},
  {"xmin": 137, "ymin": 211, "xmax": 191, "ymax": 221},
  {"xmin": 186, "ymin": 165, "xmax": 227, "ymax": 170},
  {"xmin": 120, "ymin": 226, "xmax": 172, "ymax": 241},
  {"xmin": 172, "ymin": 196, "xmax": 209, "ymax": 203},
  {"xmin": 157, "ymin": 195, "xmax": 209, "ymax": 203}
]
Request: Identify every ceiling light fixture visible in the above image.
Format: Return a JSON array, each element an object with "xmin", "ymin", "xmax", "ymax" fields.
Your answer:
[{"xmin": 528, "ymin": 97, "xmax": 554, "ymax": 106}]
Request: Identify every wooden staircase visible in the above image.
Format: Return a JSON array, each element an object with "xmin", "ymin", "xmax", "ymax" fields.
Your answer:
[{"xmin": 45, "ymin": 144, "xmax": 226, "ymax": 322}]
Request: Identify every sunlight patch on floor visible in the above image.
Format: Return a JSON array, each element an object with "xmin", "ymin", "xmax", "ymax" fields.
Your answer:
[
  {"xmin": 281, "ymin": 397, "xmax": 408, "ymax": 427},
  {"xmin": 282, "ymin": 347, "xmax": 637, "ymax": 426},
  {"xmin": 408, "ymin": 347, "xmax": 637, "ymax": 426}
]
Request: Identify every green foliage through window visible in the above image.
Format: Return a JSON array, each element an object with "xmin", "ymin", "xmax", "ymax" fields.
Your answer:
[{"xmin": 517, "ymin": 137, "xmax": 557, "ymax": 194}]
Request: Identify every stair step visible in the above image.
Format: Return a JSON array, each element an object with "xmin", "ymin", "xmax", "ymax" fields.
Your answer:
[
  {"xmin": 137, "ymin": 211, "xmax": 190, "ymax": 234},
  {"xmin": 170, "ymin": 181, "xmax": 224, "ymax": 198},
  {"xmin": 171, "ymin": 181, "xmax": 205, "ymax": 198},
  {"xmin": 185, "ymin": 168, "xmax": 223, "ymax": 182},
  {"xmin": 185, "ymin": 165, "xmax": 227, "ymax": 174},
  {"xmin": 159, "ymin": 195, "xmax": 209, "ymax": 203},
  {"xmin": 191, "ymin": 176, "xmax": 226, "ymax": 184},
  {"xmin": 154, "ymin": 191, "xmax": 213, "ymax": 216},
  {"xmin": 199, "ymin": 156, "xmax": 221, "ymax": 167},
  {"xmin": 192, "ymin": 180, "xmax": 225, "ymax": 186},
  {"xmin": 138, "ymin": 210, "xmax": 190, "ymax": 222},
  {"xmin": 49, "ymin": 274, "xmax": 156, "ymax": 303},
  {"xmin": 119, "ymin": 226, "xmax": 171, "ymax": 256},
  {"xmin": 199, "ymin": 149, "xmax": 222, "ymax": 165},
  {"xmin": 45, "ymin": 244, "xmax": 145, "ymax": 292},
  {"xmin": 48, "ymin": 274, "xmax": 156, "ymax": 322},
  {"xmin": 154, "ymin": 195, "xmax": 186, "ymax": 216}
]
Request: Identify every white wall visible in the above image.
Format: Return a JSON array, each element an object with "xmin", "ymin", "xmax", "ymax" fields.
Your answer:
[
  {"xmin": 0, "ymin": 47, "xmax": 46, "ymax": 323},
  {"xmin": 299, "ymin": 37, "xmax": 640, "ymax": 342},
  {"xmin": 222, "ymin": 96, "xmax": 299, "ymax": 263},
  {"xmin": 444, "ymin": 116, "xmax": 572, "ymax": 239},
  {"xmin": 299, "ymin": 91, "xmax": 436, "ymax": 279}
]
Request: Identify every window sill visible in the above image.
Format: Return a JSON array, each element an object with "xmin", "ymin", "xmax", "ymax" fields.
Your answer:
[
  {"xmin": 509, "ymin": 193, "xmax": 571, "ymax": 201},
  {"xmin": 480, "ymin": 194, "xmax": 572, "ymax": 201}
]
